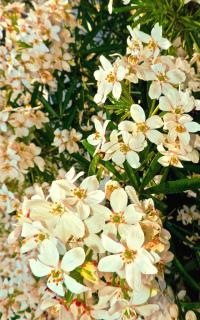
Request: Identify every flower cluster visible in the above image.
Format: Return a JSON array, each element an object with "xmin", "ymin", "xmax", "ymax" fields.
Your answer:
[
  {"xmin": 10, "ymin": 167, "xmax": 174, "ymax": 319},
  {"xmin": 0, "ymin": 106, "xmax": 48, "ymax": 184},
  {"xmin": 53, "ymin": 128, "xmax": 82, "ymax": 154},
  {"xmin": 90, "ymin": 23, "xmax": 200, "ymax": 169},
  {"xmin": 177, "ymin": 205, "xmax": 200, "ymax": 225},
  {"xmin": 0, "ymin": 206, "xmax": 47, "ymax": 320},
  {"xmin": 0, "ymin": 0, "xmax": 75, "ymax": 104}
]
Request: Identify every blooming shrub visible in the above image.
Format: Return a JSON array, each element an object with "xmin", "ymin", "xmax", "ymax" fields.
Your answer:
[{"xmin": 0, "ymin": 0, "xmax": 200, "ymax": 319}]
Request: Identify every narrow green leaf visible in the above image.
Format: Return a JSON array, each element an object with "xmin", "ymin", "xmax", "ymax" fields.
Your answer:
[
  {"xmin": 82, "ymin": 140, "xmax": 95, "ymax": 156},
  {"xmin": 37, "ymin": 93, "xmax": 59, "ymax": 118},
  {"xmin": 180, "ymin": 302, "xmax": 200, "ymax": 309},
  {"xmin": 101, "ymin": 160, "xmax": 123, "ymax": 181},
  {"xmin": 140, "ymin": 153, "xmax": 161, "ymax": 189},
  {"xmin": 146, "ymin": 177, "xmax": 200, "ymax": 194},
  {"xmin": 174, "ymin": 257, "xmax": 200, "ymax": 292},
  {"xmin": 88, "ymin": 155, "xmax": 100, "ymax": 176},
  {"xmin": 123, "ymin": 161, "xmax": 140, "ymax": 191}
]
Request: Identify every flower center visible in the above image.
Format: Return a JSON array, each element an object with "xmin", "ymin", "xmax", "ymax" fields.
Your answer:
[
  {"xmin": 94, "ymin": 131, "xmax": 101, "ymax": 140},
  {"xmin": 0, "ymin": 194, "xmax": 8, "ymax": 201},
  {"xmin": 121, "ymin": 249, "xmax": 136, "ymax": 264},
  {"xmin": 157, "ymin": 72, "xmax": 167, "ymax": 82},
  {"xmin": 106, "ymin": 72, "xmax": 116, "ymax": 83},
  {"xmin": 148, "ymin": 39, "xmax": 157, "ymax": 50},
  {"xmin": 110, "ymin": 212, "xmax": 124, "ymax": 224},
  {"xmin": 127, "ymin": 54, "xmax": 139, "ymax": 65},
  {"xmin": 49, "ymin": 269, "xmax": 63, "ymax": 284},
  {"xmin": 174, "ymin": 106, "xmax": 183, "ymax": 114},
  {"xmin": 119, "ymin": 143, "xmax": 130, "ymax": 154},
  {"xmin": 176, "ymin": 124, "xmax": 186, "ymax": 133},
  {"xmin": 50, "ymin": 202, "xmax": 65, "ymax": 216},
  {"xmin": 137, "ymin": 122, "xmax": 148, "ymax": 133},
  {"xmin": 122, "ymin": 308, "xmax": 137, "ymax": 319},
  {"xmin": 73, "ymin": 187, "xmax": 87, "ymax": 199},
  {"xmin": 34, "ymin": 232, "xmax": 47, "ymax": 242},
  {"xmin": 170, "ymin": 156, "xmax": 179, "ymax": 165}
]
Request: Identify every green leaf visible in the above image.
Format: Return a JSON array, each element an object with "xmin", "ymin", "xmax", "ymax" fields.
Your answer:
[
  {"xmin": 101, "ymin": 160, "xmax": 123, "ymax": 181},
  {"xmin": 37, "ymin": 93, "xmax": 59, "ymax": 118},
  {"xmin": 123, "ymin": 161, "xmax": 140, "ymax": 191},
  {"xmin": 145, "ymin": 177, "xmax": 200, "ymax": 195},
  {"xmin": 88, "ymin": 155, "xmax": 100, "ymax": 176},
  {"xmin": 140, "ymin": 153, "xmax": 161, "ymax": 189},
  {"xmin": 174, "ymin": 257, "xmax": 200, "ymax": 292},
  {"xmin": 180, "ymin": 302, "xmax": 200, "ymax": 309},
  {"xmin": 82, "ymin": 140, "xmax": 95, "ymax": 156}
]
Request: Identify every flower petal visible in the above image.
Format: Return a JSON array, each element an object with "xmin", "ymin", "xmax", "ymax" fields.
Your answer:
[
  {"xmin": 146, "ymin": 115, "xmax": 163, "ymax": 129},
  {"xmin": 124, "ymin": 204, "xmax": 143, "ymax": 224},
  {"xmin": 38, "ymin": 239, "xmax": 59, "ymax": 268},
  {"xmin": 126, "ymin": 151, "xmax": 140, "ymax": 168},
  {"xmin": 126, "ymin": 223, "xmax": 144, "ymax": 250},
  {"xmin": 146, "ymin": 129, "xmax": 164, "ymax": 144},
  {"xmin": 130, "ymin": 104, "xmax": 146, "ymax": 123},
  {"xmin": 112, "ymin": 82, "xmax": 122, "ymax": 100},
  {"xmin": 110, "ymin": 188, "xmax": 128, "ymax": 212},
  {"xmin": 149, "ymin": 81, "xmax": 161, "ymax": 99},
  {"xmin": 29, "ymin": 258, "xmax": 52, "ymax": 277},
  {"xmin": 101, "ymin": 234, "xmax": 124, "ymax": 253},
  {"xmin": 61, "ymin": 247, "xmax": 85, "ymax": 272},
  {"xmin": 98, "ymin": 254, "xmax": 123, "ymax": 273},
  {"xmin": 100, "ymin": 55, "xmax": 113, "ymax": 71},
  {"xmin": 64, "ymin": 274, "xmax": 88, "ymax": 294},
  {"xmin": 135, "ymin": 304, "xmax": 159, "ymax": 316},
  {"xmin": 47, "ymin": 279, "xmax": 65, "ymax": 296}
]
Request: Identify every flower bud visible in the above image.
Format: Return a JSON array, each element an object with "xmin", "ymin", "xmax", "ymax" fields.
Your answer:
[{"xmin": 185, "ymin": 311, "xmax": 197, "ymax": 320}]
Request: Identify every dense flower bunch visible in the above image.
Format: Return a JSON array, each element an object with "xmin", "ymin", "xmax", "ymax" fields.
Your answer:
[
  {"xmin": 0, "ymin": 106, "xmax": 48, "ymax": 183},
  {"xmin": 0, "ymin": 0, "xmax": 199, "ymax": 319},
  {"xmin": 9, "ymin": 167, "xmax": 177, "ymax": 319},
  {"xmin": 0, "ymin": 0, "xmax": 75, "ymax": 103},
  {"xmin": 89, "ymin": 23, "xmax": 200, "ymax": 170}
]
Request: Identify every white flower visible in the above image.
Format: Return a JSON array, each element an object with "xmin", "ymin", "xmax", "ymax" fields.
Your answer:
[
  {"xmin": 98, "ymin": 224, "xmax": 158, "ymax": 289},
  {"xmin": 177, "ymin": 205, "xmax": 200, "ymax": 225},
  {"xmin": 86, "ymin": 188, "xmax": 143, "ymax": 236},
  {"xmin": 94, "ymin": 56, "xmax": 126, "ymax": 103},
  {"xmin": 87, "ymin": 118, "xmax": 109, "ymax": 154},
  {"xmin": 102, "ymin": 130, "xmax": 144, "ymax": 168},
  {"xmin": 29, "ymin": 239, "xmax": 88, "ymax": 296},
  {"xmin": 143, "ymin": 63, "xmax": 186, "ymax": 99},
  {"xmin": 119, "ymin": 104, "xmax": 163, "ymax": 144},
  {"xmin": 0, "ymin": 111, "xmax": 9, "ymax": 132},
  {"xmin": 108, "ymin": 0, "xmax": 113, "ymax": 14},
  {"xmin": 23, "ymin": 194, "xmax": 85, "ymax": 243},
  {"xmin": 0, "ymin": 184, "xmax": 14, "ymax": 213},
  {"xmin": 50, "ymin": 174, "xmax": 105, "ymax": 220},
  {"xmin": 134, "ymin": 23, "xmax": 171, "ymax": 55},
  {"xmin": 159, "ymin": 88, "xmax": 195, "ymax": 114},
  {"xmin": 157, "ymin": 144, "xmax": 190, "ymax": 168},
  {"xmin": 163, "ymin": 113, "xmax": 200, "ymax": 146},
  {"xmin": 20, "ymin": 221, "xmax": 51, "ymax": 253}
]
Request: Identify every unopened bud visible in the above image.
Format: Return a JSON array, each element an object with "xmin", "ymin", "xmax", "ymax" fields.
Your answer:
[
  {"xmin": 185, "ymin": 311, "xmax": 197, "ymax": 320},
  {"xmin": 105, "ymin": 181, "xmax": 121, "ymax": 200},
  {"xmin": 169, "ymin": 303, "xmax": 179, "ymax": 319}
]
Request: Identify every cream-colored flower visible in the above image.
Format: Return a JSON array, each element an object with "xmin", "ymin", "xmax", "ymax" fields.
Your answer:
[
  {"xmin": 23, "ymin": 192, "xmax": 85, "ymax": 243},
  {"xmin": 102, "ymin": 130, "xmax": 144, "ymax": 168},
  {"xmin": 87, "ymin": 118, "xmax": 109, "ymax": 154},
  {"xmin": 30, "ymin": 239, "xmax": 88, "ymax": 296},
  {"xmin": 94, "ymin": 55, "xmax": 126, "ymax": 103},
  {"xmin": 119, "ymin": 104, "xmax": 163, "ymax": 144},
  {"xmin": 50, "ymin": 173, "xmax": 105, "ymax": 219},
  {"xmin": 98, "ymin": 224, "xmax": 158, "ymax": 289}
]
